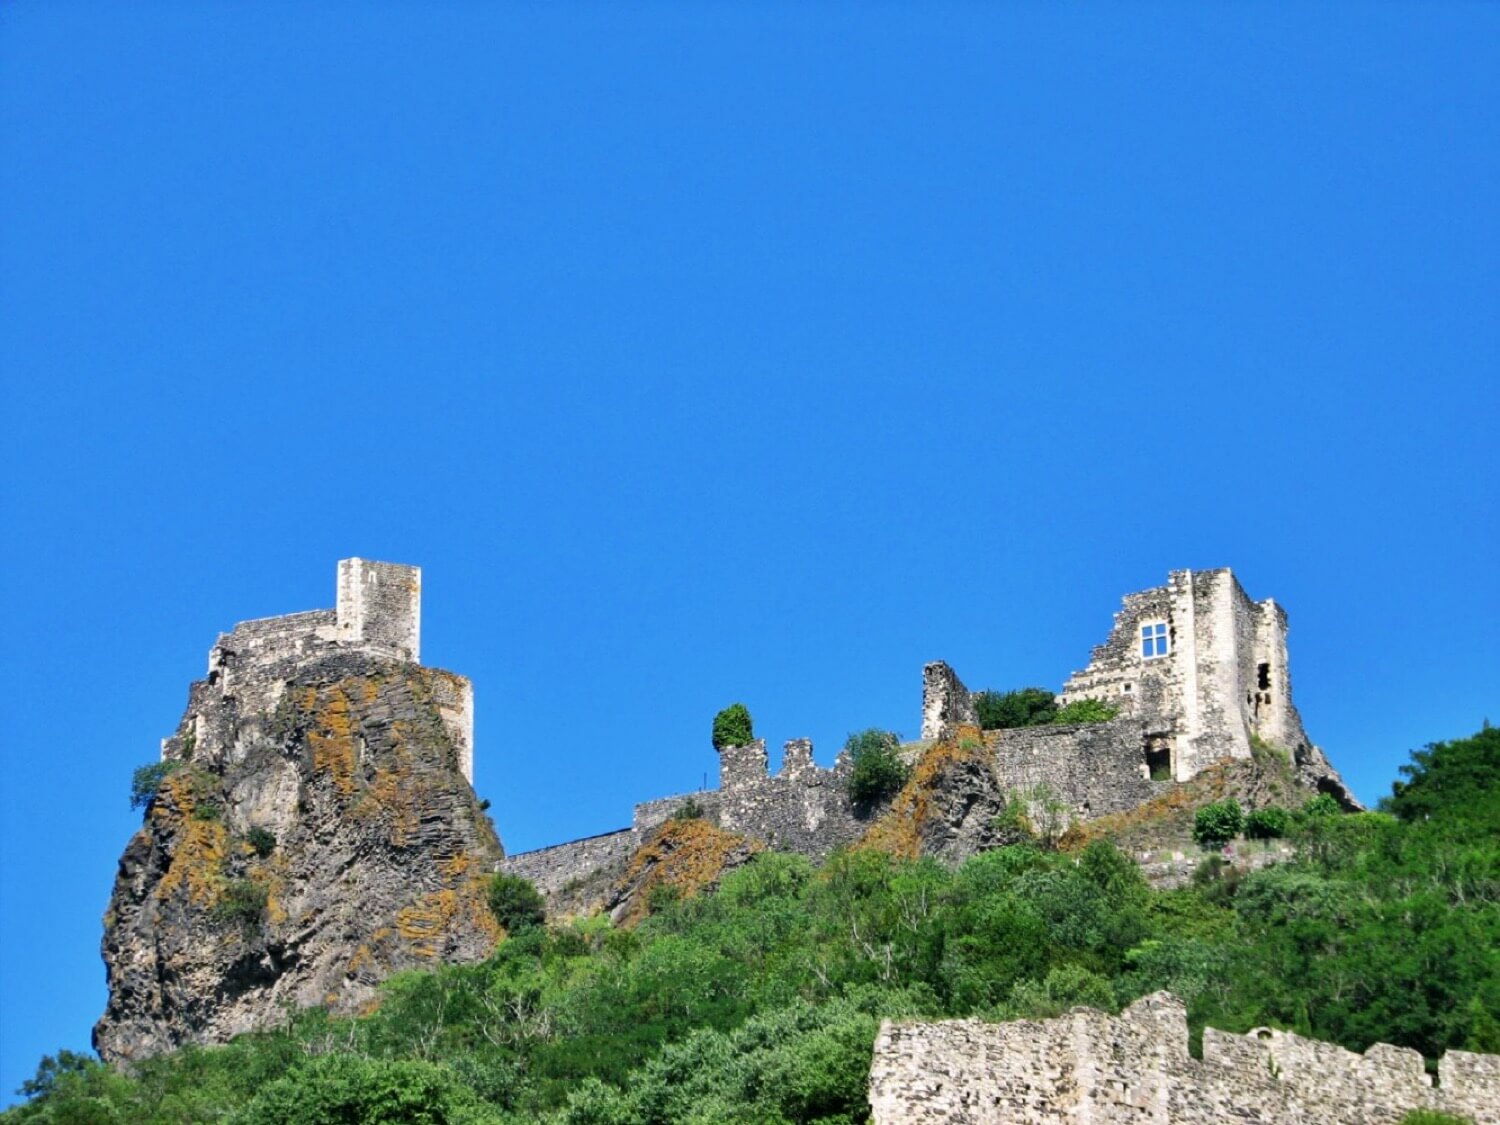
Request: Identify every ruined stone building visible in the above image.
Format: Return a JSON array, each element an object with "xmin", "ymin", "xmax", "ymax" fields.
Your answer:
[
  {"xmin": 504, "ymin": 567, "xmax": 1357, "ymax": 899},
  {"xmin": 168, "ymin": 557, "xmax": 473, "ymax": 783},
  {"xmin": 869, "ymin": 993, "xmax": 1500, "ymax": 1124}
]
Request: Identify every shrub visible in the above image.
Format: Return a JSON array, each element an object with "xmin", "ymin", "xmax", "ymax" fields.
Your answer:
[
  {"xmin": 1245, "ymin": 806, "xmax": 1290, "ymax": 840},
  {"xmin": 488, "ymin": 872, "xmax": 546, "ymax": 933},
  {"xmin": 1301, "ymin": 792, "xmax": 1343, "ymax": 819},
  {"xmin": 1192, "ymin": 798, "xmax": 1244, "ymax": 849},
  {"xmin": 844, "ymin": 729, "xmax": 909, "ymax": 809},
  {"xmin": 129, "ymin": 760, "xmax": 182, "ymax": 810},
  {"xmin": 672, "ymin": 799, "xmax": 705, "ymax": 821},
  {"xmin": 214, "ymin": 878, "xmax": 268, "ymax": 933},
  {"xmin": 1399, "ymin": 1112, "xmax": 1476, "ymax": 1125},
  {"xmin": 1052, "ymin": 698, "xmax": 1120, "ymax": 724},
  {"xmin": 711, "ymin": 703, "xmax": 754, "ymax": 750},
  {"xmin": 973, "ymin": 687, "xmax": 1057, "ymax": 730},
  {"xmin": 245, "ymin": 827, "xmax": 276, "ymax": 858}
]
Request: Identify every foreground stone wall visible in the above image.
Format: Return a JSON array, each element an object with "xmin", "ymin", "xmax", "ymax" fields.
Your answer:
[{"xmin": 869, "ymin": 992, "xmax": 1499, "ymax": 1124}]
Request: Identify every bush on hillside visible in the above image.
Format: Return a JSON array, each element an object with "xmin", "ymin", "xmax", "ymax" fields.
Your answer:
[
  {"xmin": 1193, "ymin": 798, "xmax": 1244, "ymax": 849},
  {"xmin": 245, "ymin": 827, "xmax": 277, "ymax": 858},
  {"xmin": 711, "ymin": 703, "xmax": 754, "ymax": 750},
  {"xmin": 488, "ymin": 873, "xmax": 546, "ymax": 934},
  {"xmin": 1245, "ymin": 806, "xmax": 1290, "ymax": 840},
  {"xmin": 845, "ymin": 729, "xmax": 909, "ymax": 810},
  {"xmin": 1382, "ymin": 722, "xmax": 1500, "ymax": 828},
  {"xmin": 973, "ymin": 687, "xmax": 1057, "ymax": 730}
]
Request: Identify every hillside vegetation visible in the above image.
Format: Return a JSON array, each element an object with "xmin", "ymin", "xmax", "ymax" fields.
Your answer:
[{"xmin": 9, "ymin": 724, "xmax": 1498, "ymax": 1124}]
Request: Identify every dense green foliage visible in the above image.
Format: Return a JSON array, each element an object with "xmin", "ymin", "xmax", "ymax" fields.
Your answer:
[
  {"xmin": 213, "ymin": 879, "xmax": 268, "ymax": 935},
  {"xmin": 711, "ymin": 703, "xmax": 754, "ymax": 750},
  {"xmin": 1051, "ymin": 698, "xmax": 1119, "ymax": 724},
  {"xmin": 973, "ymin": 689, "xmax": 1118, "ymax": 730},
  {"xmin": 487, "ymin": 874, "xmax": 546, "ymax": 934},
  {"xmin": 1193, "ymin": 798, "xmax": 1244, "ymax": 848},
  {"xmin": 1383, "ymin": 723, "xmax": 1499, "ymax": 827},
  {"xmin": 1244, "ymin": 806, "xmax": 1290, "ymax": 840},
  {"xmin": 973, "ymin": 687, "xmax": 1057, "ymax": 730},
  {"xmin": 128, "ymin": 760, "xmax": 181, "ymax": 810},
  {"xmin": 844, "ymin": 729, "xmax": 909, "ymax": 809},
  {"xmin": 13, "ymin": 725, "xmax": 1499, "ymax": 1124}
]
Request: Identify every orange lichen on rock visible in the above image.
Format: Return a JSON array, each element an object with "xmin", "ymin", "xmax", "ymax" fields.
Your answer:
[
  {"xmin": 306, "ymin": 683, "xmax": 358, "ymax": 796},
  {"xmin": 158, "ymin": 818, "xmax": 230, "ymax": 907},
  {"xmin": 612, "ymin": 818, "xmax": 762, "ymax": 929},
  {"xmin": 858, "ymin": 727, "xmax": 989, "ymax": 859},
  {"xmin": 394, "ymin": 852, "xmax": 500, "ymax": 959}
]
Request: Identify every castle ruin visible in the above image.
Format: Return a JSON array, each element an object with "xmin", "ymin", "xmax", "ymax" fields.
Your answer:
[
  {"xmin": 869, "ymin": 993, "xmax": 1500, "ymax": 1123},
  {"xmin": 163, "ymin": 558, "xmax": 473, "ymax": 783},
  {"xmin": 504, "ymin": 567, "xmax": 1357, "ymax": 898}
]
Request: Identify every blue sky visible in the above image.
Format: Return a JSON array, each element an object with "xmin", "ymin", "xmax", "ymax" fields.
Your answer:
[{"xmin": 1, "ymin": 0, "xmax": 1496, "ymax": 1103}]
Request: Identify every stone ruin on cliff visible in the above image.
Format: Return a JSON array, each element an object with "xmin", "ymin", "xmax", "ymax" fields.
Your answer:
[{"xmin": 502, "ymin": 567, "xmax": 1357, "ymax": 901}]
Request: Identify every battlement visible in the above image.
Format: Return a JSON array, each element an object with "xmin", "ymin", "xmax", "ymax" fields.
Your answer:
[{"xmin": 869, "ymin": 993, "xmax": 1500, "ymax": 1123}]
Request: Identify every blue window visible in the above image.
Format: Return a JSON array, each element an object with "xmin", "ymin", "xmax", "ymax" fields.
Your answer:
[{"xmin": 1141, "ymin": 622, "xmax": 1169, "ymax": 658}]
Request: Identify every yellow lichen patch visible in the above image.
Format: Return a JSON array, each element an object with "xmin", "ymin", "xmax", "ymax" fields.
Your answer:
[
  {"xmin": 394, "ymin": 852, "xmax": 500, "ymax": 959},
  {"xmin": 158, "ymin": 816, "xmax": 230, "ymax": 907},
  {"xmin": 346, "ymin": 926, "xmax": 394, "ymax": 979},
  {"xmin": 354, "ymin": 763, "xmax": 421, "ymax": 846},
  {"xmin": 858, "ymin": 728, "xmax": 989, "ymax": 859},
  {"xmin": 613, "ymin": 818, "xmax": 761, "ymax": 929},
  {"xmin": 307, "ymin": 684, "xmax": 358, "ymax": 796}
]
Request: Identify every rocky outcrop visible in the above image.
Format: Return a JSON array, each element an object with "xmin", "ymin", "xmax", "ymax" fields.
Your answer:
[
  {"xmin": 95, "ymin": 651, "xmax": 503, "ymax": 1063},
  {"xmin": 605, "ymin": 817, "xmax": 761, "ymax": 927}
]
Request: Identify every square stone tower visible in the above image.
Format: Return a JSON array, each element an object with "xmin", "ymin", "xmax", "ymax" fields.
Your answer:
[
  {"xmin": 1059, "ymin": 568, "xmax": 1312, "ymax": 781},
  {"xmin": 335, "ymin": 558, "xmax": 421, "ymax": 663}
]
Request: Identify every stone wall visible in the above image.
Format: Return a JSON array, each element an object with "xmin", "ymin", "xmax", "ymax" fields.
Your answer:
[
  {"xmin": 500, "ymin": 828, "xmax": 638, "ymax": 898},
  {"xmin": 869, "ymin": 992, "xmax": 1500, "ymax": 1124},
  {"xmin": 923, "ymin": 661, "xmax": 977, "ymax": 740},
  {"xmin": 989, "ymin": 719, "xmax": 1167, "ymax": 820},
  {"xmin": 336, "ymin": 557, "xmax": 421, "ymax": 662}
]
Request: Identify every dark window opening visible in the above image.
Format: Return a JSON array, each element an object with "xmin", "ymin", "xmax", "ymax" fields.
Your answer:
[
  {"xmin": 1144, "ymin": 740, "xmax": 1172, "ymax": 782},
  {"xmin": 1257, "ymin": 662, "xmax": 1271, "ymax": 691}
]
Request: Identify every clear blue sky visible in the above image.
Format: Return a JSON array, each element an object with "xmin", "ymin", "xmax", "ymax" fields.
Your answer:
[{"xmin": 1, "ymin": 0, "xmax": 1496, "ymax": 1103}]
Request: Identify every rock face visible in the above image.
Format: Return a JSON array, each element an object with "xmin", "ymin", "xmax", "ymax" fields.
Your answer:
[{"xmin": 95, "ymin": 563, "xmax": 501, "ymax": 1064}]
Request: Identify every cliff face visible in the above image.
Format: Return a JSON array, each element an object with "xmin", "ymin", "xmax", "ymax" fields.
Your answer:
[{"xmin": 95, "ymin": 651, "xmax": 503, "ymax": 1063}]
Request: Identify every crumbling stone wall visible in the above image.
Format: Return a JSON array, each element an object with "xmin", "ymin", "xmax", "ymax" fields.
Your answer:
[
  {"xmin": 869, "ymin": 992, "xmax": 1500, "ymax": 1124},
  {"xmin": 988, "ymin": 719, "xmax": 1166, "ymax": 820},
  {"xmin": 923, "ymin": 661, "xmax": 977, "ymax": 740}
]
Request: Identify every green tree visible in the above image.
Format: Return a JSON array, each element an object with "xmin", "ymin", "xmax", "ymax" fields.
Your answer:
[
  {"xmin": 1245, "ymin": 806, "xmax": 1290, "ymax": 840},
  {"xmin": 129, "ymin": 760, "xmax": 181, "ymax": 810},
  {"xmin": 487, "ymin": 873, "xmax": 546, "ymax": 934},
  {"xmin": 711, "ymin": 703, "xmax": 754, "ymax": 750},
  {"xmin": 1382, "ymin": 723, "xmax": 1500, "ymax": 828},
  {"xmin": 1193, "ymin": 799, "xmax": 1244, "ymax": 849},
  {"xmin": 973, "ymin": 688, "xmax": 1057, "ymax": 731},
  {"xmin": 844, "ymin": 729, "xmax": 909, "ymax": 809},
  {"xmin": 232, "ymin": 1054, "xmax": 500, "ymax": 1125}
]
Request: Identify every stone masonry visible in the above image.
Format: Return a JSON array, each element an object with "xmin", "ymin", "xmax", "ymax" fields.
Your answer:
[
  {"xmin": 1059, "ymin": 568, "xmax": 1312, "ymax": 784},
  {"xmin": 168, "ymin": 558, "xmax": 473, "ymax": 783},
  {"xmin": 504, "ymin": 568, "xmax": 1357, "ymax": 897},
  {"xmin": 868, "ymin": 992, "xmax": 1500, "ymax": 1124}
]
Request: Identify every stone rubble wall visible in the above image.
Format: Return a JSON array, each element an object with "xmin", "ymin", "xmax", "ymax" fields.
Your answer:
[
  {"xmin": 923, "ymin": 662, "xmax": 977, "ymax": 740},
  {"xmin": 989, "ymin": 720, "xmax": 1167, "ymax": 820},
  {"xmin": 336, "ymin": 558, "xmax": 421, "ymax": 663},
  {"xmin": 869, "ymin": 992, "xmax": 1499, "ymax": 1124}
]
